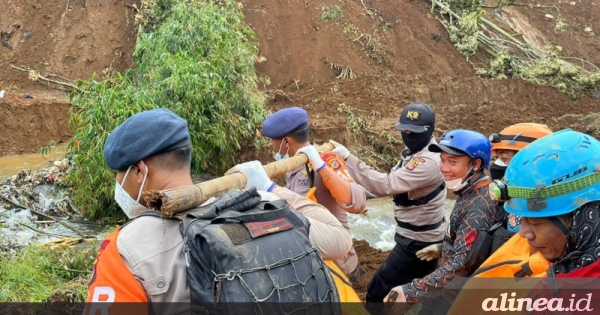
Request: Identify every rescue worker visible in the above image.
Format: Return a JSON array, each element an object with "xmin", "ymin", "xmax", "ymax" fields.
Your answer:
[
  {"xmin": 489, "ymin": 123, "xmax": 552, "ymax": 236},
  {"xmin": 383, "ymin": 129, "xmax": 505, "ymax": 314},
  {"xmin": 262, "ymin": 107, "xmax": 367, "ymax": 283},
  {"xmin": 86, "ymin": 108, "xmax": 353, "ymax": 315},
  {"xmin": 446, "ymin": 129, "xmax": 600, "ymax": 314},
  {"xmin": 330, "ymin": 103, "xmax": 447, "ymax": 303}
]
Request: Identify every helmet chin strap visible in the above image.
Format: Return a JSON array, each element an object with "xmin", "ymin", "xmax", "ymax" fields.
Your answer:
[{"xmin": 548, "ymin": 216, "xmax": 570, "ymax": 237}]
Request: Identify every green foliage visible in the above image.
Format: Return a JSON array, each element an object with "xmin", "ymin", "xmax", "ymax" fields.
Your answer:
[
  {"xmin": 37, "ymin": 140, "xmax": 57, "ymax": 156},
  {"xmin": 68, "ymin": 0, "xmax": 267, "ymax": 219},
  {"xmin": 337, "ymin": 104, "xmax": 400, "ymax": 170},
  {"xmin": 337, "ymin": 103, "xmax": 369, "ymax": 135},
  {"xmin": 0, "ymin": 241, "xmax": 97, "ymax": 302},
  {"xmin": 555, "ymin": 20, "xmax": 569, "ymax": 32},
  {"xmin": 446, "ymin": 11, "xmax": 482, "ymax": 58},
  {"xmin": 432, "ymin": 0, "xmax": 600, "ymax": 98},
  {"xmin": 476, "ymin": 46, "xmax": 600, "ymax": 99},
  {"xmin": 474, "ymin": 50, "xmax": 514, "ymax": 79},
  {"xmin": 321, "ymin": 5, "xmax": 342, "ymax": 21}
]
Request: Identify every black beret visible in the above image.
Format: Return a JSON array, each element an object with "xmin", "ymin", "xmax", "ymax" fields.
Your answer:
[
  {"xmin": 262, "ymin": 107, "xmax": 309, "ymax": 138},
  {"xmin": 103, "ymin": 108, "xmax": 190, "ymax": 170}
]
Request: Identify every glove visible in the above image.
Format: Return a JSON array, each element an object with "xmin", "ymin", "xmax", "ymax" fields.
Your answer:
[
  {"xmin": 329, "ymin": 140, "xmax": 350, "ymax": 160},
  {"xmin": 383, "ymin": 286, "xmax": 409, "ymax": 314},
  {"xmin": 226, "ymin": 160, "xmax": 276, "ymax": 192},
  {"xmin": 415, "ymin": 243, "xmax": 442, "ymax": 261},
  {"xmin": 296, "ymin": 146, "xmax": 326, "ymax": 171}
]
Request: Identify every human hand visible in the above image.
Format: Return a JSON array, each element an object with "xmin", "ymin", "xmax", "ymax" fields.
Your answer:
[
  {"xmin": 416, "ymin": 243, "xmax": 442, "ymax": 261},
  {"xmin": 329, "ymin": 140, "xmax": 350, "ymax": 160},
  {"xmin": 226, "ymin": 160, "xmax": 276, "ymax": 192},
  {"xmin": 297, "ymin": 146, "xmax": 326, "ymax": 171},
  {"xmin": 383, "ymin": 287, "xmax": 409, "ymax": 314}
]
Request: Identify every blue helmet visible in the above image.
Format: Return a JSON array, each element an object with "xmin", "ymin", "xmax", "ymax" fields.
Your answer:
[
  {"xmin": 429, "ymin": 129, "xmax": 492, "ymax": 169},
  {"xmin": 499, "ymin": 129, "xmax": 600, "ymax": 218}
]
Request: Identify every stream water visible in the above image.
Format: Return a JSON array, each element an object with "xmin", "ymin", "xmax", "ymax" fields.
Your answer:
[
  {"xmin": 349, "ymin": 197, "xmax": 456, "ymax": 251},
  {"xmin": 1, "ymin": 149, "xmax": 457, "ymax": 251},
  {"xmin": 0, "ymin": 144, "xmax": 68, "ymax": 178}
]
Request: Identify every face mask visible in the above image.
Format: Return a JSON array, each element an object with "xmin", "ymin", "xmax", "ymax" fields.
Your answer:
[
  {"xmin": 114, "ymin": 165, "xmax": 149, "ymax": 219},
  {"xmin": 401, "ymin": 128, "xmax": 434, "ymax": 154},
  {"xmin": 490, "ymin": 159, "xmax": 507, "ymax": 181},
  {"xmin": 274, "ymin": 140, "xmax": 290, "ymax": 161},
  {"xmin": 444, "ymin": 166, "xmax": 474, "ymax": 191}
]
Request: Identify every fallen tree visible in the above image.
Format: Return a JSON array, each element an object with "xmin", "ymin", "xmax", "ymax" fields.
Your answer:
[{"xmin": 430, "ymin": 0, "xmax": 600, "ymax": 99}]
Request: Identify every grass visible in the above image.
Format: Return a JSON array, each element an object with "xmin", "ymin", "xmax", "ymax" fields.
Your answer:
[
  {"xmin": 321, "ymin": 5, "xmax": 342, "ymax": 21},
  {"xmin": 0, "ymin": 239, "xmax": 99, "ymax": 302}
]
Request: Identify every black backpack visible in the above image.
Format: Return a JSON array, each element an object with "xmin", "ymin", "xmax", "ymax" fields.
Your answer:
[{"xmin": 145, "ymin": 187, "xmax": 341, "ymax": 315}]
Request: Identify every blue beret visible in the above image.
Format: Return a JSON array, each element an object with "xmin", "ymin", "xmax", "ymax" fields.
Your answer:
[
  {"xmin": 103, "ymin": 108, "xmax": 190, "ymax": 170},
  {"xmin": 262, "ymin": 107, "xmax": 309, "ymax": 138}
]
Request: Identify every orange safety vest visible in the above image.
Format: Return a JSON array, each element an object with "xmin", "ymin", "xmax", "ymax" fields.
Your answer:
[
  {"xmin": 86, "ymin": 227, "xmax": 368, "ymax": 315},
  {"xmin": 306, "ymin": 151, "xmax": 355, "ymax": 203},
  {"xmin": 85, "ymin": 227, "xmax": 148, "ymax": 315},
  {"xmin": 446, "ymin": 234, "xmax": 550, "ymax": 315},
  {"xmin": 325, "ymin": 261, "xmax": 369, "ymax": 315},
  {"xmin": 471, "ymin": 234, "xmax": 549, "ymax": 278}
]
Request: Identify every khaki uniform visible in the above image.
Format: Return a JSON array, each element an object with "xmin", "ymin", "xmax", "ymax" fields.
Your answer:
[
  {"xmin": 343, "ymin": 137, "xmax": 448, "ymax": 302},
  {"xmin": 110, "ymin": 187, "xmax": 351, "ymax": 315},
  {"xmin": 344, "ymin": 138, "xmax": 447, "ymax": 241},
  {"xmin": 287, "ymin": 164, "xmax": 367, "ymax": 275}
]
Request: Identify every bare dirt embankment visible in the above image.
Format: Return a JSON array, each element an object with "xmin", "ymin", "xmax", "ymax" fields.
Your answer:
[{"xmin": 1, "ymin": 0, "xmax": 137, "ymax": 155}]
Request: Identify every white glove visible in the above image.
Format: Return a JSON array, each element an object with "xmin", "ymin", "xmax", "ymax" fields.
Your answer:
[
  {"xmin": 296, "ymin": 146, "xmax": 326, "ymax": 171},
  {"xmin": 226, "ymin": 161, "xmax": 276, "ymax": 192},
  {"xmin": 415, "ymin": 243, "xmax": 442, "ymax": 261},
  {"xmin": 329, "ymin": 140, "xmax": 350, "ymax": 160}
]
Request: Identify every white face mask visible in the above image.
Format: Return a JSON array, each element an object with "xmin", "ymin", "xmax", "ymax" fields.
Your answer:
[
  {"xmin": 274, "ymin": 140, "xmax": 289, "ymax": 161},
  {"xmin": 444, "ymin": 166, "xmax": 474, "ymax": 191},
  {"xmin": 114, "ymin": 165, "xmax": 149, "ymax": 219}
]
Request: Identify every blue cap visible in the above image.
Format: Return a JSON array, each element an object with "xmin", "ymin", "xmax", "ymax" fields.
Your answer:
[
  {"xmin": 262, "ymin": 107, "xmax": 309, "ymax": 138},
  {"xmin": 103, "ymin": 108, "xmax": 190, "ymax": 170}
]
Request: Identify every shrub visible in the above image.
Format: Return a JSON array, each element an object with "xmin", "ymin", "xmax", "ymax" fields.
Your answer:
[{"xmin": 68, "ymin": 0, "xmax": 267, "ymax": 219}]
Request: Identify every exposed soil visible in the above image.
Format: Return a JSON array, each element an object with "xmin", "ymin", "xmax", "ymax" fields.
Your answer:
[
  {"xmin": 1, "ymin": 0, "xmax": 137, "ymax": 155},
  {"xmin": 353, "ymin": 239, "xmax": 388, "ymax": 300},
  {"xmin": 0, "ymin": 0, "xmax": 136, "ymax": 96},
  {"xmin": 0, "ymin": 92, "xmax": 72, "ymax": 156}
]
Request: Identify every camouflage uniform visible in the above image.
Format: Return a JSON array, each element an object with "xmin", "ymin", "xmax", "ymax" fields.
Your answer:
[{"xmin": 401, "ymin": 176, "xmax": 505, "ymax": 304}]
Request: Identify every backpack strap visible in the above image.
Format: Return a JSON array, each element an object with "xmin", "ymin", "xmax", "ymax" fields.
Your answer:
[
  {"xmin": 514, "ymin": 262, "xmax": 533, "ymax": 279},
  {"xmin": 210, "ymin": 199, "xmax": 291, "ymax": 224},
  {"xmin": 305, "ymin": 163, "xmax": 315, "ymax": 188}
]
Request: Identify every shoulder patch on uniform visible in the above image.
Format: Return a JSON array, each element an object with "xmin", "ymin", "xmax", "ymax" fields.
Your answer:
[{"xmin": 404, "ymin": 157, "xmax": 426, "ymax": 171}]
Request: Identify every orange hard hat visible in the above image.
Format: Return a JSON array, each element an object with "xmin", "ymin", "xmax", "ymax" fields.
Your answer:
[{"xmin": 490, "ymin": 123, "xmax": 553, "ymax": 153}]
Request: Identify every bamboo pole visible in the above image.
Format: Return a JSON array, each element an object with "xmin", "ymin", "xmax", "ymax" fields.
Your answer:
[{"xmin": 143, "ymin": 143, "xmax": 335, "ymax": 216}]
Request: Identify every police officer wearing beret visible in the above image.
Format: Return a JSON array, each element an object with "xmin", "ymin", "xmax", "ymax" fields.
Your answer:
[
  {"xmin": 330, "ymin": 103, "xmax": 448, "ymax": 305},
  {"xmin": 262, "ymin": 107, "xmax": 368, "ymax": 283},
  {"xmin": 86, "ymin": 108, "xmax": 352, "ymax": 314}
]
